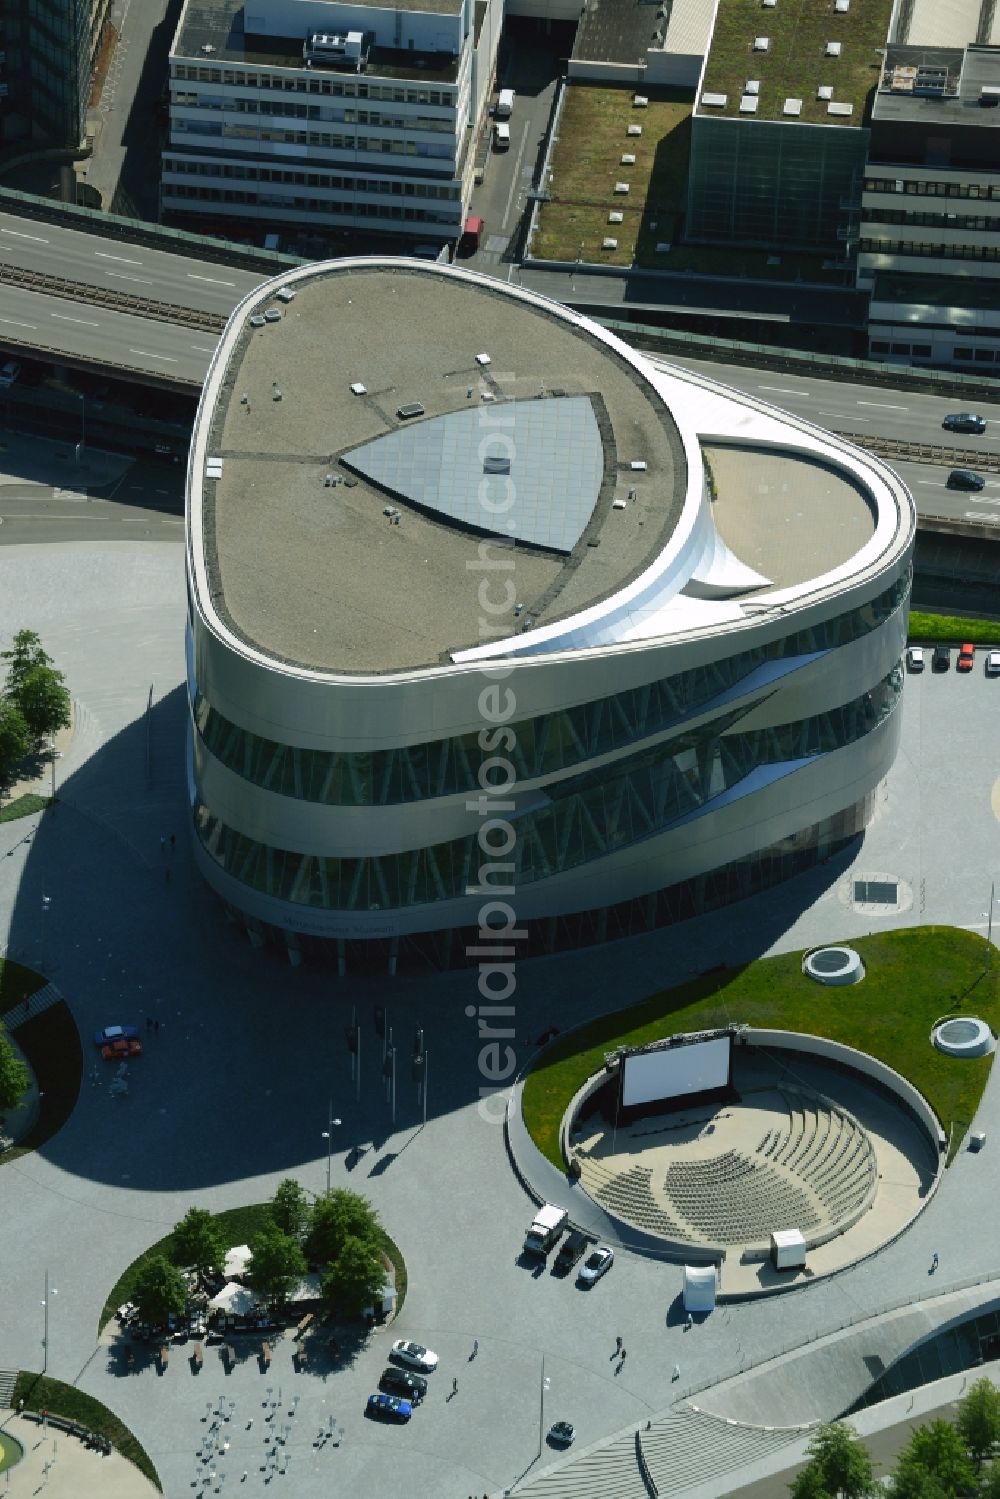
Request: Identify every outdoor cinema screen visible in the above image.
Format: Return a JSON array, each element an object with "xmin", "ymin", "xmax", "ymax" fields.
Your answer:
[{"xmin": 622, "ymin": 1035, "xmax": 731, "ymax": 1108}]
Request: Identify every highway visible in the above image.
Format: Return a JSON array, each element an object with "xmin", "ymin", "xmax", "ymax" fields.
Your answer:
[
  {"xmin": 0, "ymin": 280, "xmax": 218, "ymax": 385},
  {"xmin": 0, "ymin": 211, "xmax": 262, "ymax": 316}
]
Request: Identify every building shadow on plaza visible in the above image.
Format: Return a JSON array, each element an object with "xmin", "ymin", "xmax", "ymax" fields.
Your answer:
[{"xmin": 4, "ymin": 683, "xmax": 857, "ymax": 1193}]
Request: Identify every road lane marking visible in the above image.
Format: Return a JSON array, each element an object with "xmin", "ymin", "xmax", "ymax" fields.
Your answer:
[
  {"xmin": 51, "ymin": 313, "xmax": 100, "ymax": 327},
  {"xmin": 758, "ymin": 386, "xmax": 798, "ymax": 396},
  {"xmin": 857, "ymin": 401, "xmax": 908, "ymax": 411},
  {"xmin": 0, "ymin": 318, "xmax": 37, "ymax": 329},
  {"xmin": 188, "ymin": 274, "xmax": 236, "ymax": 287},
  {"xmin": 106, "ymin": 271, "xmax": 154, "ymax": 285},
  {"xmin": 191, "ymin": 345, "xmax": 216, "ymax": 353},
  {"xmin": 500, "ymin": 124, "xmax": 532, "ymax": 229},
  {"xmin": 965, "ymin": 511, "xmax": 1000, "ymax": 522},
  {"xmin": 95, "ymin": 252, "xmax": 144, "ymax": 266},
  {"xmin": 129, "ymin": 348, "xmax": 178, "ymax": 362},
  {"xmin": 0, "ymin": 228, "xmax": 49, "ymax": 243}
]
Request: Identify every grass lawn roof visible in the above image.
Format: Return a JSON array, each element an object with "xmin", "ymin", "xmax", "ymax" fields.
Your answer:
[
  {"xmin": 699, "ymin": 0, "xmax": 893, "ymax": 125},
  {"xmin": 523, "ymin": 927, "xmax": 998, "ymax": 1167}
]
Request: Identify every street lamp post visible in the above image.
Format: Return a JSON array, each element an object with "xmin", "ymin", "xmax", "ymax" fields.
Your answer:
[
  {"xmin": 40, "ymin": 894, "xmax": 51, "ymax": 973},
  {"xmin": 77, "ymin": 392, "xmax": 86, "ymax": 458},
  {"xmin": 41, "ymin": 1269, "xmax": 57, "ymax": 1374},
  {"xmin": 47, "ymin": 741, "xmax": 57, "ymax": 802},
  {"xmin": 321, "ymin": 1104, "xmax": 341, "ymax": 1195},
  {"xmin": 536, "ymin": 1357, "xmax": 550, "ymax": 1460}
]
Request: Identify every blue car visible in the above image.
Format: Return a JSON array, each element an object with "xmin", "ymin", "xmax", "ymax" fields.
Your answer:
[
  {"xmin": 94, "ymin": 1024, "xmax": 140, "ymax": 1048},
  {"xmin": 366, "ymin": 1392, "xmax": 412, "ymax": 1423}
]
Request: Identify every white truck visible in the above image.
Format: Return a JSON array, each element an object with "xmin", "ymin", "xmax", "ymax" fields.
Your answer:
[
  {"xmin": 496, "ymin": 88, "xmax": 515, "ymax": 118},
  {"xmin": 523, "ymin": 1203, "xmax": 568, "ymax": 1256}
]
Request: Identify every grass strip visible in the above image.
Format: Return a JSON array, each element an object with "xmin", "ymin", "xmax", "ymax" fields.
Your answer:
[
  {"xmin": 909, "ymin": 612, "xmax": 1000, "ymax": 644},
  {"xmin": 0, "ymin": 794, "xmax": 51, "ymax": 823},
  {"xmin": 13, "ymin": 1371, "xmax": 159, "ymax": 1490},
  {"xmin": 522, "ymin": 927, "xmax": 998, "ymax": 1169}
]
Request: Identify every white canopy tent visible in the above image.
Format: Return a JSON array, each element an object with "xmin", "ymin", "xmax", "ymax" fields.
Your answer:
[{"xmin": 682, "ymin": 1264, "xmax": 717, "ymax": 1313}]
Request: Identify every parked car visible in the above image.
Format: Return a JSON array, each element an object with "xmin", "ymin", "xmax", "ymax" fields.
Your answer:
[
  {"xmin": 548, "ymin": 1421, "xmax": 575, "ymax": 1446},
  {"xmin": 906, "ymin": 646, "xmax": 924, "ymax": 672},
  {"xmin": 947, "ymin": 469, "xmax": 986, "ymax": 491},
  {"xmin": 366, "ymin": 1392, "xmax": 412, "ymax": 1423},
  {"xmin": 379, "ymin": 1367, "xmax": 427, "ymax": 1401},
  {"xmin": 932, "ymin": 646, "xmax": 950, "ymax": 671},
  {"xmin": 94, "ymin": 1024, "xmax": 140, "ymax": 1047},
  {"xmin": 986, "ymin": 651, "xmax": 1000, "ymax": 676},
  {"xmin": 390, "ymin": 1339, "xmax": 438, "ymax": 1372},
  {"xmin": 101, "ymin": 1036, "xmax": 142, "ymax": 1060},
  {"xmin": 494, "ymin": 121, "xmax": 511, "ymax": 149},
  {"xmin": 943, "ymin": 412, "xmax": 987, "ymax": 434},
  {"xmin": 578, "ymin": 1246, "xmax": 615, "ymax": 1285},
  {"xmin": 553, "ymin": 1229, "xmax": 590, "ymax": 1275},
  {"xmin": 0, "ymin": 360, "xmax": 20, "ymax": 390},
  {"xmin": 957, "ymin": 642, "xmax": 976, "ymax": 672}
]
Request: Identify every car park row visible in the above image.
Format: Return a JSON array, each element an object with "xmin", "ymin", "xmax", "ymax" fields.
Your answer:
[{"xmin": 906, "ymin": 646, "xmax": 1000, "ymax": 674}]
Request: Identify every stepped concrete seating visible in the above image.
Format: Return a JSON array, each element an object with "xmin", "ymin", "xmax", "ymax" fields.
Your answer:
[
  {"xmin": 666, "ymin": 1151, "xmax": 820, "ymax": 1242},
  {"xmin": 588, "ymin": 1162, "xmax": 682, "ymax": 1236}
]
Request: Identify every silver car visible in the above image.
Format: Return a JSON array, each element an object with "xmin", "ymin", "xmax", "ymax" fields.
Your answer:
[{"xmin": 577, "ymin": 1246, "xmax": 614, "ymax": 1285}]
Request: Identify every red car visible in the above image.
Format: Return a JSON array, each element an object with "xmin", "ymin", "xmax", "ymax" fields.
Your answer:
[
  {"xmin": 101, "ymin": 1037, "xmax": 143, "ymax": 1061},
  {"xmin": 957, "ymin": 642, "xmax": 976, "ymax": 673}
]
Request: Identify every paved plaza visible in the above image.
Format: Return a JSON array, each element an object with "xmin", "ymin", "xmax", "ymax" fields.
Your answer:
[{"xmin": 0, "ymin": 539, "xmax": 999, "ymax": 1498}]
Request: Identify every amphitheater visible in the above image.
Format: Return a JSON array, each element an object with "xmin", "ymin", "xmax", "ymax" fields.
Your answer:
[{"xmin": 568, "ymin": 1047, "xmax": 940, "ymax": 1292}]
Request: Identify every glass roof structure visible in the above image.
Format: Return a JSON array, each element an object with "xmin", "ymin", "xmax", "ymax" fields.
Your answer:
[{"xmin": 342, "ymin": 396, "xmax": 604, "ymax": 553}]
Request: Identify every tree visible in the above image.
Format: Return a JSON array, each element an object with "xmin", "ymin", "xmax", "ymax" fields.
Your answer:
[
  {"xmin": 132, "ymin": 1255, "xmax": 187, "ymax": 1325},
  {"xmin": 790, "ymin": 1423, "xmax": 876, "ymax": 1499},
  {"xmin": 320, "ymin": 1234, "xmax": 386, "ymax": 1316},
  {"xmin": 172, "ymin": 1207, "xmax": 226, "ymax": 1279},
  {"xmin": 0, "ymin": 697, "xmax": 31, "ymax": 787},
  {"xmin": 271, "ymin": 1178, "xmax": 309, "ymax": 1240},
  {"xmin": 247, "ymin": 1226, "xmax": 306, "ymax": 1306},
  {"xmin": 0, "ymin": 1024, "xmax": 29, "ymax": 1111},
  {"xmin": 306, "ymin": 1189, "xmax": 381, "ymax": 1267},
  {"xmin": 885, "ymin": 1455, "xmax": 948, "ymax": 1499},
  {"xmin": 957, "ymin": 1378, "xmax": 1000, "ymax": 1470},
  {"xmin": 13, "ymin": 664, "xmax": 71, "ymax": 742},
  {"xmin": 2, "ymin": 630, "xmax": 52, "ymax": 697},
  {"xmin": 896, "ymin": 1420, "xmax": 974, "ymax": 1497}
]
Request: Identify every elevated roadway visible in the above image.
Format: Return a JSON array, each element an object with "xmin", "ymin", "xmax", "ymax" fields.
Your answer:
[{"xmin": 0, "ymin": 205, "xmax": 997, "ymax": 532}]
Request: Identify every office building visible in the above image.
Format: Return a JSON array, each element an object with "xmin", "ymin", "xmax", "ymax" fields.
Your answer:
[
  {"xmin": 163, "ymin": 0, "xmax": 502, "ymax": 244},
  {"xmin": 0, "ymin": 0, "xmax": 111, "ymax": 154}
]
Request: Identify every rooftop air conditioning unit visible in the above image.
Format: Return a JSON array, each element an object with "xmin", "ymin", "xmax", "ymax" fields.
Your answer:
[
  {"xmin": 304, "ymin": 30, "xmax": 364, "ymax": 64},
  {"xmin": 602, "ymin": 238, "xmax": 619, "ymax": 250}
]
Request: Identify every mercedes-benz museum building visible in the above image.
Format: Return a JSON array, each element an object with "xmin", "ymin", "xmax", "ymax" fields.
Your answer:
[{"xmin": 185, "ymin": 260, "xmax": 914, "ymax": 965}]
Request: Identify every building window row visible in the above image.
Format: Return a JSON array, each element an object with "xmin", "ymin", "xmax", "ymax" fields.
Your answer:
[
  {"xmin": 862, "ymin": 207, "xmax": 1000, "ymax": 233},
  {"xmin": 860, "ymin": 237, "xmax": 1000, "ymax": 263},
  {"xmin": 172, "ymin": 95, "xmax": 452, "ymax": 131},
  {"xmin": 163, "ymin": 157, "xmax": 459, "ymax": 197},
  {"xmin": 193, "ymin": 569, "xmax": 911, "ymax": 809},
  {"xmin": 171, "ymin": 64, "xmax": 453, "ymax": 106},
  {"xmin": 193, "ymin": 666, "xmax": 904, "ymax": 912},
  {"xmin": 164, "ymin": 184, "xmax": 455, "ymax": 220},
  {"xmin": 172, "ymin": 119, "xmax": 453, "ymax": 157},
  {"xmin": 864, "ymin": 177, "xmax": 1000, "ymax": 201}
]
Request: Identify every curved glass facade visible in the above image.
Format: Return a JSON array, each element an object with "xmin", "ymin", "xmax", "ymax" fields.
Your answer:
[
  {"xmin": 194, "ymin": 665, "xmax": 902, "ymax": 913},
  {"xmin": 193, "ymin": 568, "xmax": 911, "ymax": 807}
]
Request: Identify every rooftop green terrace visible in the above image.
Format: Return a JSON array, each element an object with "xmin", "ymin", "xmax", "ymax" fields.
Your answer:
[{"xmin": 699, "ymin": 0, "xmax": 893, "ymax": 125}]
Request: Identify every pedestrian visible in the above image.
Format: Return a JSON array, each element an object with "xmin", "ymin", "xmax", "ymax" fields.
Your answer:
[
  {"xmin": 16, "ymin": 1397, "xmax": 23, "ymax": 1415},
  {"xmin": 452, "ymin": 1376, "xmax": 458, "ymax": 1395},
  {"xmin": 672, "ymin": 1364, "xmax": 680, "ymax": 1381},
  {"xmin": 471, "ymin": 1339, "xmax": 479, "ymax": 1359},
  {"xmin": 619, "ymin": 1348, "xmax": 627, "ymax": 1364},
  {"xmin": 612, "ymin": 1334, "xmax": 622, "ymax": 1358},
  {"xmin": 932, "ymin": 1251, "xmax": 939, "ymax": 1271},
  {"xmin": 686, "ymin": 1313, "xmax": 693, "ymax": 1330}
]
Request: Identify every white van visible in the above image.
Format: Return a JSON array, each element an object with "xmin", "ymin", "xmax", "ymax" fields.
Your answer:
[
  {"xmin": 494, "ymin": 121, "xmax": 510, "ymax": 149},
  {"xmin": 496, "ymin": 88, "xmax": 515, "ymax": 118}
]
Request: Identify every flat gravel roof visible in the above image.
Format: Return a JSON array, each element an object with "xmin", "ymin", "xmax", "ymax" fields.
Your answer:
[{"xmin": 199, "ymin": 263, "xmax": 687, "ymax": 675}]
